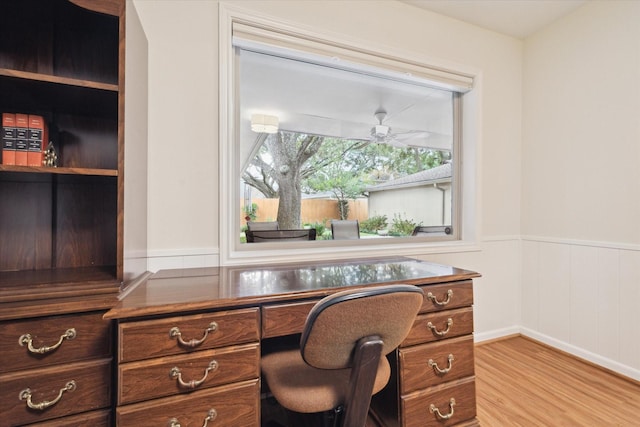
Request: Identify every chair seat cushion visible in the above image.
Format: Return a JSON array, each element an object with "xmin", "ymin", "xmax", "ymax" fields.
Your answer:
[{"xmin": 261, "ymin": 348, "xmax": 391, "ymax": 414}]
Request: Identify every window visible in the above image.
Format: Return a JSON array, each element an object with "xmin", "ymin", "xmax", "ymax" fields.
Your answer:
[{"xmin": 219, "ymin": 7, "xmax": 477, "ymax": 264}]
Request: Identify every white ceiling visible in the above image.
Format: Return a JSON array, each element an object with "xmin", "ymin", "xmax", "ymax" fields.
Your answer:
[
  {"xmin": 400, "ymin": 0, "xmax": 587, "ymax": 39},
  {"xmin": 239, "ymin": 1, "xmax": 588, "ymax": 166},
  {"xmin": 239, "ymin": 49, "xmax": 455, "ymax": 165}
]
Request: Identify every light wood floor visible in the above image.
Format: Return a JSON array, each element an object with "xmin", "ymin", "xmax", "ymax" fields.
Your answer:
[{"xmin": 475, "ymin": 336, "xmax": 640, "ymax": 426}]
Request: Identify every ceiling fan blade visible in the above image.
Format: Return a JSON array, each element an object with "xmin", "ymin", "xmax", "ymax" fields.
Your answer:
[
  {"xmin": 385, "ymin": 138, "xmax": 408, "ymax": 148},
  {"xmin": 392, "ymin": 130, "xmax": 431, "ymax": 140}
]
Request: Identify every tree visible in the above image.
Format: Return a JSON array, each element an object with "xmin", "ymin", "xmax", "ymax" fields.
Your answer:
[
  {"xmin": 304, "ymin": 140, "xmax": 373, "ymax": 219},
  {"xmin": 243, "ymin": 132, "xmax": 324, "ymax": 228},
  {"xmin": 242, "ymin": 131, "xmax": 447, "ymax": 228}
]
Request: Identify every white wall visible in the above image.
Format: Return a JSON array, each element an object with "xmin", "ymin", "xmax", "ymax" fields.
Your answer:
[
  {"xmin": 131, "ymin": 0, "xmax": 524, "ymax": 344},
  {"xmin": 133, "ymin": 0, "xmax": 220, "ymax": 270},
  {"xmin": 129, "ymin": 0, "xmax": 638, "ymax": 381},
  {"xmin": 124, "ymin": 0, "xmax": 149, "ymax": 282},
  {"xmin": 522, "ymin": 1, "xmax": 640, "ymax": 379},
  {"xmin": 130, "ymin": 0, "xmax": 520, "ymax": 369}
]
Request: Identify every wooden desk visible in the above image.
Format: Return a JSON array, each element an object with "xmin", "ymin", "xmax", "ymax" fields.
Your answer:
[{"xmin": 105, "ymin": 257, "xmax": 480, "ymax": 427}]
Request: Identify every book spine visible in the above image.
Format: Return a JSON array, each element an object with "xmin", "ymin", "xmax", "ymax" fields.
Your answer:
[
  {"xmin": 2, "ymin": 113, "xmax": 17, "ymax": 165},
  {"xmin": 27, "ymin": 114, "xmax": 45, "ymax": 167},
  {"xmin": 14, "ymin": 113, "xmax": 29, "ymax": 166}
]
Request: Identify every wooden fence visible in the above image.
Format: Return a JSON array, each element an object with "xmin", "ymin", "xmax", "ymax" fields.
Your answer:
[{"xmin": 241, "ymin": 199, "xmax": 368, "ymax": 227}]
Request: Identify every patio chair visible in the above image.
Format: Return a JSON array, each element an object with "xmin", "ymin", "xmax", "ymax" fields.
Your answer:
[
  {"xmin": 246, "ymin": 228, "xmax": 316, "ymax": 243},
  {"xmin": 331, "ymin": 220, "xmax": 360, "ymax": 240},
  {"xmin": 247, "ymin": 221, "xmax": 279, "ymax": 231}
]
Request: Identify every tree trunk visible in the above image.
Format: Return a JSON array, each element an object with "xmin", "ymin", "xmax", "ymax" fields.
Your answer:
[
  {"xmin": 266, "ymin": 132, "xmax": 324, "ymax": 229},
  {"xmin": 337, "ymin": 199, "xmax": 350, "ymax": 220},
  {"xmin": 277, "ymin": 172, "xmax": 302, "ymax": 229}
]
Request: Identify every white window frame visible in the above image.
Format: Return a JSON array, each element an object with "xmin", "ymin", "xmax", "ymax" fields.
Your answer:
[{"xmin": 218, "ymin": 3, "xmax": 481, "ymax": 266}]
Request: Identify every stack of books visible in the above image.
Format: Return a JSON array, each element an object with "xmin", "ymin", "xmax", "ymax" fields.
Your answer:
[{"xmin": 2, "ymin": 112, "xmax": 48, "ymax": 167}]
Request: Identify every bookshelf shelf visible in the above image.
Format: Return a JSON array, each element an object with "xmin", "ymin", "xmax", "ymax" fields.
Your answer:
[
  {"xmin": 0, "ymin": 165, "xmax": 118, "ymax": 177},
  {"xmin": 0, "ymin": 68, "xmax": 119, "ymax": 92}
]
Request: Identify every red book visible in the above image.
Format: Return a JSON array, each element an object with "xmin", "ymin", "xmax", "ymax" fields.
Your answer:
[
  {"xmin": 14, "ymin": 113, "xmax": 29, "ymax": 166},
  {"xmin": 2, "ymin": 113, "xmax": 16, "ymax": 165},
  {"xmin": 27, "ymin": 114, "xmax": 46, "ymax": 167}
]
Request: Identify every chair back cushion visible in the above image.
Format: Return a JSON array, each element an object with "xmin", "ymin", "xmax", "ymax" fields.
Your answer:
[
  {"xmin": 300, "ymin": 285, "xmax": 423, "ymax": 369},
  {"xmin": 247, "ymin": 221, "xmax": 279, "ymax": 231},
  {"xmin": 246, "ymin": 228, "xmax": 316, "ymax": 242}
]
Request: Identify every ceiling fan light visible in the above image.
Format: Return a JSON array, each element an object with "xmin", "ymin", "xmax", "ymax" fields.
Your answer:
[
  {"xmin": 372, "ymin": 124, "xmax": 390, "ymax": 137},
  {"xmin": 251, "ymin": 114, "xmax": 279, "ymax": 134}
]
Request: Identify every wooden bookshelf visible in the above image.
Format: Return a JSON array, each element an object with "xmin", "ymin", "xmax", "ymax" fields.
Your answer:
[
  {"xmin": 0, "ymin": 1, "xmax": 127, "ymax": 424},
  {"xmin": 0, "ymin": 0, "xmax": 124, "ymax": 295}
]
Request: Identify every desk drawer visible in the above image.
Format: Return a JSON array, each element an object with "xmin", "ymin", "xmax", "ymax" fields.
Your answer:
[
  {"xmin": 262, "ymin": 300, "xmax": 319, "ymax": 338},
  {"xmin": 119, "ymin": 308, "xmax": 260, "ymax": 362},
  {"xmin": 24, "ymin": 409, "xmax": 112, "ymax": 426},
  {"xmin": 418, "ymin": 281, "xmax": 473, "ymax": 313},
  {"xmin": 118, "ymin": 343, "xmax": 260, "ymax": 404},
  {"xmin": 116, "ymin": 379, "xmax": 260, "ymax": 427},
  {"xmin": 0, "ymin": 358, "xmax": 111, "ymax": 426},
  {"xmin": 402, "ymin": 306, "xmax": 473, "ymax": 347},
  {"xmin": 0, "ymin": 312, "xmax": 111, "ymax": 373},
  {"xmin": 402, "ymin": 377, "xmax": 476, "ymax": 427},
  {"xmin": 399, "ymin": 335, "xmax": 474, "ymax": 394}
]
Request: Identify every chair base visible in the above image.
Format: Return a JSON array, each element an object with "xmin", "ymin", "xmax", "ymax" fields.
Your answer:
[
  {"xmin": 261, "ymin": 399, "xmax": 382, "ymax": 427},
  {"xmin": 261, "ymin": 396, "xmax": 342, "ymax": 427}
]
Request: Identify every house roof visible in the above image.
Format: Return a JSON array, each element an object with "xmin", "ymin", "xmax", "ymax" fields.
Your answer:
[{"xmin": 366, "ymin": 162, "xmax": 452, "ymax": 192}]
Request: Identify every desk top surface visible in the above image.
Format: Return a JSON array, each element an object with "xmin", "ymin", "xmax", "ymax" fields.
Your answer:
[{"xmin": 105, "ymin": 257, "xmax": 479, "ymax": 320}]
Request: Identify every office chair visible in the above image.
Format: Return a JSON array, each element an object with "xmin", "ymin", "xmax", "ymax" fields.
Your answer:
[
  {"xmin": 261, "ymin": 284, "xmax": 424, "ymax": 427},
  {"xmin": 247, "ymin": 221, "xmax": 279, "ymax": 231},
  {"xmin": 246, "ymin": 228, "xmax": 316, "ymax": 243},
  {"xmin": 330, "ymin": 220, "xmax": 360, "ymax": 240}
]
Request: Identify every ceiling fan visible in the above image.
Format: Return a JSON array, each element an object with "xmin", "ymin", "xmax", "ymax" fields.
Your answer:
[{"xmin": 368, "ymin": 108, "xmax": 430, "ymax": 147}]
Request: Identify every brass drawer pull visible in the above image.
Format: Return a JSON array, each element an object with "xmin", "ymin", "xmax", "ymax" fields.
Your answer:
[
  {"xmin": 427, "ymin": 318, "xmax": 453, "ymax": 337},
  {"xmin": 169, "ymin": 360, "xmax": 218, "ymax": 389},
  {"xmin": 430, "ymin": 398, "xmax": 455, "ymax": 420},
  {"xmin": 19, "ymin": 380, "xmax": 76, "ymax": 410},
  {"xmin": 19, "ymin": 328, "xmax": 76, "ymax": 354},
  {"xmin": 168, "ymin": 409, "xmax": 217, "ymax": 427},
  {"xmin": 427, "ymin": 289, "xmax": 453, "ymax": 306},
  {"xmin": 169, "ymin": 322, "xmax": 218, "ymax": 348},
  {"xmin": 428, "ymin": 354, "xmax": 454, "ymax": 375},
  {"xmin": 202, "ymin": 409, "xmax": 217, "ymax": 427}
]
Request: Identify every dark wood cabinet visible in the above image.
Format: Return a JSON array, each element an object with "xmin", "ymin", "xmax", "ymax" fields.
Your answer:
[
  {"xmin": 0, "ymin": 0, "xmax": 124, "ymax": 298},
  {"xmin": 0, "ymin": 1, "xmax": 128, "ymax": 425}
]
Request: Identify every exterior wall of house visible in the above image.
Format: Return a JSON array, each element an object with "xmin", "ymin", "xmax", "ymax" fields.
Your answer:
[{"xmin": 368, "ymin": 184, "xmax": 452, "ymax": 228}]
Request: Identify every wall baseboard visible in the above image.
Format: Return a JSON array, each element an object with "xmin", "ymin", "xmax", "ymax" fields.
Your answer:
[
  {"xmin": 474, "ymin": 326, "xmax": 639, "ymax": 382},
  {"xmin": 520, "ymin": 327, "xmax": 639, "ymax": 382},
  {"xmin": 474, "ymin": 326, "xmax": 521, "ymax": 343}
]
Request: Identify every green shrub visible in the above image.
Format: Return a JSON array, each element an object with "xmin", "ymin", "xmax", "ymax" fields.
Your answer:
[
  {"xmin": 390, "ymin": 214, "xmax": 421, "ymax": 236},
  {"xmin": 305, "ymin": 221, "xmax": 328, "ymax": 240},
  {"xmin": 360, "ymin": 215, "xmax": 388, "ymax": 234},
  {"xmin": 242, "ymin": 203, "xmax": 258, "ymax": 221}
]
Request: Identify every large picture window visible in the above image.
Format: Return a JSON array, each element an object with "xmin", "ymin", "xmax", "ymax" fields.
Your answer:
[
  {"xmin": 219, "ymin": 8, "xmax": 476, "ymax": 264},
  {"xmin": 238, "ymin": 46, "xmax": 460, "ymax": 243}
]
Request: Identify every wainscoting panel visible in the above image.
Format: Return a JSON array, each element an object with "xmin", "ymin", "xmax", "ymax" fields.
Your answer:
[{"xmin": 521, "ymin": 237, "xmax": 640, "ymax": 381}]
